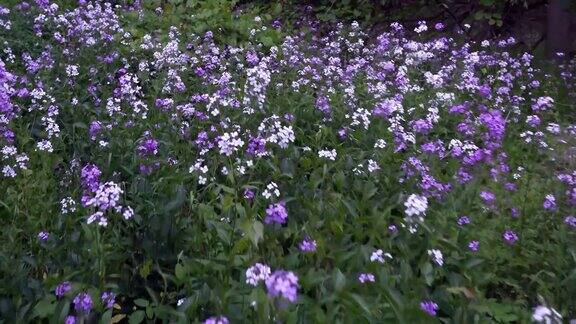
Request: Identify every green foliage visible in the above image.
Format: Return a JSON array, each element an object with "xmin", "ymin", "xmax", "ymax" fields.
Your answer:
[{"xmin": 0, "ymin": 1, "xmax": 574, "ymax": 323}]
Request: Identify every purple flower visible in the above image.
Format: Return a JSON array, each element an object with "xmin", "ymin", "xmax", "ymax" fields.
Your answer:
[
  {"xmin": 564, "ymin": 215, "xmax": 576, "ymax": 228},
  {"xmin": 73, "ymin": 292, "xmax": 93, "ymax": 313},
  {"xmin": 358, "ymin": 273, "xmax": 375, "ymax": 283},
  {"xmin": 315, "ymin": 96, "xmax": 331, "ymax": 115},
  {"xmin": 478, "ymin": 85, "xmax": 491, "ymax": 98},
  {"xmin": 457, "ymin": 216, "xmax": 470, "ymax": 226},
  {"xmin": 420, "ymin": 300, "xmax": 439, "ymax": 316},
  {"xmin": 468, "ymin": 240, "xmax": 480, "ymax": 252},
  {"xmin": 101, "ymin": 291, "xmax": 116, "ymax": 308},
  {"xmin": 503, "ymin": 230, "xmax": 518, "ymax": 245},
  {"xmin": 264, "ymin": 202, "xmax": 288, "ymax": 225},
  {"xmin": 246, "ymin": 136, "xmax": 266, "ymax": 156},
  {"xmin": 543, "ymin": 194, "xmax": 556, "ymax": 210},
  {"xmin": 243, "ymin": 188, "xmax": 255, "ymax": 200},
  {"xmin": 204, "ymin": 316, "xmax": 229, "ymax": 324},
  {"xmin": 55, "ymin": 281, "xmax": 72, "ymax": 298},
  {"xmin": 526, "ymin": 115, "xmax": 541, "ymax": 127},
  {"xmin": 265, "ymin": 270, "xmax": 299, "ymax": 303},
  {"xmin": 272, "ymin": 19, "xmax": 282, "ymax": 29},
  {"xmin": 138, "ymin": 138, "xmax": 159, "ymax": 156},
  {"xmin": 511, "ymin": 207, "xmax": 520, "ymax": 218},
  {"xmin": 299, "ymin": 237, "xmax": 317, "ymax": 253},
  {"xmin": 139, "ymin": 163, "xmax": 155, "ymax": 175},
  {"xmin": 81, "ymin": 164, "xmax": 101, "ymax": 192},
  {"xmin": 85, "ymin": 181, "xmax": 123, "ymax": 211},
  {"xmin": 480, "ymin": 191, "xmax": 496, "ymax": 204},
  {"xmin": 37, "ymin": 231, "xmax": 49, "ymax": 242},
  {"xmin": 388, "ymin": 224, "xmax": 398, "ymax": 233},
  {"xmin": 88, "ymin": 121, "xmax": 102, "ymax": 140},
  {"xmin": 65, "ymin": 316, "xmax": 76, "ymax": 324}
]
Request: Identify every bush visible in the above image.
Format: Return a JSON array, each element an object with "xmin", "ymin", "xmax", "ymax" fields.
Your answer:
[{"xmin": 0, "ymin": 1, "xmax": 575, "ymax": 323}]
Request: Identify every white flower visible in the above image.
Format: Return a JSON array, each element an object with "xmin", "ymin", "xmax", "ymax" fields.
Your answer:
[
  {"xmin": 2, "ymin": 165, "xmax": 16, "ymax": 178},
  {"xmin": 262, "ymin": 182, "xmax": 280, "ymax": 199},
  {"xmin": 60, "ymin": 197, "xmax": 77, "ymax": 214},
  {"xmin": 245, "ymin": 263, "xmax": 271, "ymax": 286},
  {"xmin": 374, "ymin": 139, "xmax": 387, "ymax": 149},
  {"xmin": 122, "ymin": 206, "xmax": 134, "ymax": 220},
  {"xmin": 370, "ymin": 249, "xmax": 393, "ymax": 263},
  {"xmin": 217, "ymin": 131, "xmax": 245, "ymax": 156},
  {"xmin": 318, "ymin": 149, "xmax": 337, "ymax": 161},
  {"xmin": 404, "ymin": 194, "xmax": 428, "ymax": 218},
  {"xmin": 367, "ymin": 159, "xmax": 380, "ymax": 172},
  {"xmin": 532, "ymin": 305, "xmax": 562, "ymax": 323},
  {"xmin": 36, "ymin": 140, "xmax": 54, "ymax": 153},
  {"xmin": 428, "ymin": 249, "xmax": 444, "ymax": 266}
]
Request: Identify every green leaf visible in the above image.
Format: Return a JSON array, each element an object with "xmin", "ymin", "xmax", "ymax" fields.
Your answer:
[
  {"xmin": 422, "ymin": 262, "xmax": 434, "ymax": 286},
  {"xmin": 474, "ymin": 11, "xmax": 485, "ymax": 20},
  {"xmin": 33, "ymin": 296, "xmax": 56, "ymax": 318},
  {"xmin": 464, "ymin": 258, "xmax": 484, "ymax": 269},
  {"xmin": 164, "ymin": 185, "xmax": 187, "ymax": 213},
  {"xmin": 350, "ymin": 293, "xmax": 372, "ymax": 316},
  {"xmin": 333, "ymin": 269, "xmax": 346, "ymax": 292},
  {"xmin": 175, "ymin": 263, "xmax": 186, "ymax": 281},
  {"xmin": 129, "ymin": 310, "xmax": 146, "ymax": 324},
  {"xmin": 100, "ymin": 309, "xmax": 113, "ymax": 324},
  {"xmin": 133, "ymin": 299, "xmax": 149, "ymax": 307}
]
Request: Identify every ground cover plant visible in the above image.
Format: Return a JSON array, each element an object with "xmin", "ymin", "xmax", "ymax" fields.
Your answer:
[{"xmin": 1, "ymin": 1, "xmax": 576, "ymax": 323}]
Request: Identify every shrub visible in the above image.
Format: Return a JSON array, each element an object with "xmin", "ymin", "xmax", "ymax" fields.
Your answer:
[{"xmin": 0, "ymin": 1, "xmax": 575, "ymax": 323}]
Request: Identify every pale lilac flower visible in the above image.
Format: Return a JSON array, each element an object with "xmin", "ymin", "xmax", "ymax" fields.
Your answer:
[
  {"xmin": 404, "ymin": 194, "xmax": 428, "ymax": 218},
  {"xmin": 86, "ymin": 182, "xmax": 123, "ymax": 211},
  {"xmin": 265, "ymin": 270, "xmax": 299, "ymax": 303},
  {"xmin": 318, "ymin": 149, "xmax": 337, "ymax": 161},
  {"xmin": 299, "ymin": 237, "xmax": 317, "ymax": 253},
  {"xmin": 358, "ymin": 273, "xmax": 375, "ymax": 283},
  {"xmin": 101, "ymin": 291, "xmax": 115, "ymax": 308},
  {"xmin": 264, "ymin": 201, "xmax": 288, "ymax": 225},
  {"xmin": 480, "ymin": 191, "xmax": 495, "ymax": 204},
  {"xmin": 73, "ymin": 293, "xmax": 93, "ymax": 313},
  {"xmin": 65, "ymin": 316, "xmax": 76, "ymax": 324},
  {"xmin": 204, "ymin": 316, "xmax": 229, "ymax": 324},
  {"xmin": 245, "ymin": 263, "xmax": 271, "ymax": 286},
  {"xmin": 564, "ymin": 216, "xmax": 576, "ymax": 228},
  {"xmin": 532, "ymin": 305, "xmax": 562, "ymax": 323}
]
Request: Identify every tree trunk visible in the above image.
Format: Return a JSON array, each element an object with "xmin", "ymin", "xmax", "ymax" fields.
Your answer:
[{"xmin": 547, "ymin": 0, "xmax": 572, "ymax": 58}]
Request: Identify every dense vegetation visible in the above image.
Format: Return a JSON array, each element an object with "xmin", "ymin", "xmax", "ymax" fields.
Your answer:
[{"xmin": 0, "ymin": 1, "xmax": 575, "ymax": 323}]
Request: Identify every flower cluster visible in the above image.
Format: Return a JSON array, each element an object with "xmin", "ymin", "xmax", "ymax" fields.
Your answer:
[
  {"xmin": 265, "ymin": 270, "xmax": 299, "ymax": 303},
  {"xmin": 0, "ymin": 1, "xmax": 575, "ymax": 321}
]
